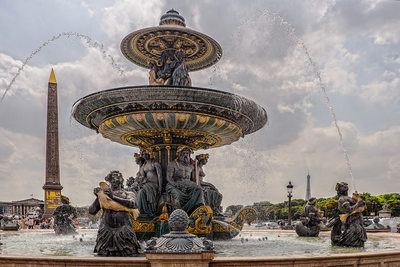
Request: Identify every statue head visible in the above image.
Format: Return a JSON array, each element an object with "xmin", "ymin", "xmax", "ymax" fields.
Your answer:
[
  {"xmin": 143, "ymin": 148, "xmax": 155, "ymax": 160},
  {"xmin": 105, "ymin": 170, "xmax": 124, "ymax": 189},
  {"xmin": 61, "ymin": 195, "xmax": 70, "ymax": 205},
  {"xmin": 126, "ymin": 176, "xmax": 135, "ymax": 188},
  {"xmin": 335, "ymin": 182, "xmax": 349, "ymax": 196},
  {"xmin": 196, "ymin": 154, "xmax": 209, "ymax": 165},
  {"xmin": 308, "ymin": 197, "xmax": 317, "ymax": 205},
  {"xmin": 177, "ymin": 146, "xmax": 192, "ymax": 165},
  {"xmin": 175, "ymin": 50, "xmax": 185, "ymax": 62},
  {"xmin": 134, "ymin": 153, "xmax": 145, "ymax": 165}
]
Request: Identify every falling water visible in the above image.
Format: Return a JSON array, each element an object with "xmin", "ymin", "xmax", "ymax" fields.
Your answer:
[
  {"xmin": 225, "ymin": 9, "xmax": 356, "ymax": 190},
  {"xmin": 208, "ymin": 65, "xmax": 220, "ymax": 86},
  {"xmin": 259, "ymin": 9, "xmax": 356, "ymax": 190},
  {"xmin": 1, "ymin": 32, "xmax": 125, "ymax": 102},
  {"xmin": 300, "ymin": 43, "xmax": 356, "ymax": 190}
]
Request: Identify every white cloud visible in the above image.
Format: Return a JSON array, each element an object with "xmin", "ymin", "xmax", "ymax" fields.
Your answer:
[
  {"xmin": 0, "ymin": 0, "xmax": 399, "ymax": 208},
  {"xmin": 100, "ymin": 0, "xmax": 163, "ymax": 42},
  {"xmin": 0, "ymin": 127, "xmax": 45, "ymax": 200},
  {"xmin": 81, "ymin": 1, "xmax": 95, "ymax": 17},
  {"xmin": 207, "ymin": 121, "xmax": 400, "ymax": 207}
]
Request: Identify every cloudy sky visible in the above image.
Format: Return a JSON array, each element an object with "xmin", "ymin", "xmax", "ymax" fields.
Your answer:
[{"xmin": 0, "ymin": 0, "xmax": 399, "ymax": 208}]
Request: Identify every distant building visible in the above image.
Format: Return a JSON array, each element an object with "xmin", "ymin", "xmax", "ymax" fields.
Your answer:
[
  {"xmin": 378, "ymin": 203, "xmax": 392, "ymax": 218},
  {"xmin": 0, "ymin": 198, "xmax": 44, "ymax": 216},
  {"xmin": 0, "ymin": 201, "xmax": 10, "ymax": 214},
  {"xmin": 305, "ymin": 172, "xmax": 311, "ymax": 201}
]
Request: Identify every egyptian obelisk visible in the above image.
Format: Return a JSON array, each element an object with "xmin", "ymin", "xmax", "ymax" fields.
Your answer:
[
  {"xmin": 42, "ymin": 69, "xmax": 63, "ymax": 218},
  {"xmin": 305, "ymin": 172, "xmax": 311, "ymax": 201}
]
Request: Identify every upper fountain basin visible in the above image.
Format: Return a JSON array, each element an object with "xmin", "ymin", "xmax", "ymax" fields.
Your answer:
[
  {"xmin": 120, "ymin": 25, "xmax": 222, "ymax": 72},
  {"xmin": 72, "ymin": 86, "xmax": 267, "ymax": 150}
]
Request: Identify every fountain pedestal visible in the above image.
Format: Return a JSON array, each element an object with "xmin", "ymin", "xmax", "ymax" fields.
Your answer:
[
  {"xmin": 146, "ymin": 253, "xmax": 213, "ymax": 267},
  {"xmin": 145, "ymin": 209, "xmax": 214, "ymax": 266}
]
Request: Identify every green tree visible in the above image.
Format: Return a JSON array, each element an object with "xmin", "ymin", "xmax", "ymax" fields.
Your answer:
[
  {"xmin": 291, "ymin": 205, "xmax": 304, "ymax": 220},
  {"xmin": 291, "ymin": 199, "xmax": 307, "ymax": 207},
  {"xmin": 322, "ymin": 199, "xmax": 338, "ymax": 218},
  {"xmin": 387, "ymin": 199, "xmax": 400, "ymax": 217},
  {"xmin": 245, "ymin": 209, "xmax": 257, "ymax": 225},
  {"xmin": 225, "ymin": 205, "xmax": 243, "ymax": 215},
  {"xmin": 361, "ymin": 192, "xmax": 380, "ymax": 216},
  {"xmin": 377, "ymin": 193, "xmax": 400, "ymax": 203},
  {"xmin": 252, "ymin": 201, "xmax": 273, "ymax": 221},
  {"xmin": 316, "ymin": 199, "xmax": 329, "ymax": 211}
]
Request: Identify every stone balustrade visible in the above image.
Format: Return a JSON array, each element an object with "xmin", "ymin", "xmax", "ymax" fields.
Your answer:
[{"xmin": 1, "ymin": 250, "xmax": 400, "ymax": 267}]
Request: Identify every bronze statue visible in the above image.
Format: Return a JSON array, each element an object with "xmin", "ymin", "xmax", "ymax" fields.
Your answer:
[
  {"xmin": 295, "ymin": 197, "xmax": 323, "ymax": 237},
  {"xmin": 195, "ymin": 154, "xmax": 223, "ymax": 216},
  {"xmin": 126, "ymin": 153, "xmax": 145, "ymax": 195},
  {"xmin": 148, "ymin": 50, "xmax": 191, "ymax": 86},
  {"xmin": 53, "ymin": 195, "xmax": 77, "ymax": 235},
  {"xmin": 89, "ymin": 170, "xmax": 140, "ymax": 256},
  {"xmin": 136, "ymin": 149, "xmax": 163, "ymax": 220},
  {"xmin": 166, "ymin": 146, "xmax": 205, "ymax": 214},
  {"xmin": 172, "ymin": 50, "xmax": 191, "ymax": 86},
  {"xmin": 329, "ymin": 182, "xmax": 367, "ymax": 247}
]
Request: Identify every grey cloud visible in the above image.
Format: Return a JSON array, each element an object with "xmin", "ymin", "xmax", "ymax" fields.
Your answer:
[{"xmin": 0, "ymin": 1, "xmax": 399, "ymax": 206}]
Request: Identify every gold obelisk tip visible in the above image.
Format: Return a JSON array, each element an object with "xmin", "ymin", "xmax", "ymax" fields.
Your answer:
[{"xmin": 49, "ymin": 68, "xmax": 57, "ymax": 84}]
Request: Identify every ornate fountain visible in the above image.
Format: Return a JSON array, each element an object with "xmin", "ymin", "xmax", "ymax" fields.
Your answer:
[{"xmin": 72, "ymin": 9, "xmax": 267, "ymax": 240}]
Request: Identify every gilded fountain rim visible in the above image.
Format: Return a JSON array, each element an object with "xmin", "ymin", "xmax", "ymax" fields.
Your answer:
[
  {"xmin": 72, "ymin": 85, "xmax": 268, "ymax": 136},
  {"xmin": 120, "ymin": 25, "xmax": 222, "ymax": 71}
]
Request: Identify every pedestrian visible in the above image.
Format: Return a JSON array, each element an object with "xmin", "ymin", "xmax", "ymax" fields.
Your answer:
[
  {"xmin": 49, "ymin": 217, "xmax": 54, "ymax": 229},
  {"xmin": 28, "ymin": 217, "xmax": 34, "ymax": 229},
  {"xmin": 21, "ymin": 216, "xmax": 27, "ymax": 229},
  {"xmin": 34, "ymin": 217, "xmax": 40, "ymax": 229}
]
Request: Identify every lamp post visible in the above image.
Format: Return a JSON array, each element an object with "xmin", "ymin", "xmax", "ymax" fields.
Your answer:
[{"xmin": 287, "ymin": 181, "xmax": 294, "ymax": 229}]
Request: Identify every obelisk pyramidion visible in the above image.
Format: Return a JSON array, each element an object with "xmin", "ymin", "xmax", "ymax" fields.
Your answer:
[
  {"xmin": 42, "ymin": 69, "xmax": 63, "ymax": 218},
  {"xmin": 305, "ymin": 172, "xmax": 311, "ymax": 201}
]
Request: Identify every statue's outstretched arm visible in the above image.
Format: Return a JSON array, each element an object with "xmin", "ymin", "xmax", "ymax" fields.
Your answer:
[
  {"xmin": 166, "ymin": 163, "xmax": 176, "ymax": 185},
  {"xmin": 110, "ymin": 193, "xmax": 136, "ymax": 209},
  {"xmin": 340, "ymin": 199, "xmax": 365, "ymax": 213},
  {"xmin": 88, "ymin": 198, "xmax": 100, "ymax": 215},
  {"xmin": 139, "ymin": 165, "xmax": 145, "ymax": 178}
]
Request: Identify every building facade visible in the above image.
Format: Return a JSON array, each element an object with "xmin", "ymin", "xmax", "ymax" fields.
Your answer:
[{"xmin": 0, "ymin": 198, "xmax": 44, "ymax": 216}]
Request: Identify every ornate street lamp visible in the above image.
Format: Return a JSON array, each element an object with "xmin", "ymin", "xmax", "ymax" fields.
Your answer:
[{"xmin": 287, "ymin": 181, "xmax": 294, "ymax": 228}]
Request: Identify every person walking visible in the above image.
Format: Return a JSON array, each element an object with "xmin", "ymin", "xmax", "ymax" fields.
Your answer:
[{"xmin": 28, "ymin": 217, "xmax": 34, "ymax": 229}]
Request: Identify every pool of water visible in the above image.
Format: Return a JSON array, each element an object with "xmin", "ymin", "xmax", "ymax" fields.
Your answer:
[
  {"xmin": 0, "ymin": 230, "xmax": 98, "ymax": 257},
  {"xmin": 1, "ymin": 229, "xmax": 399, "ymax": 257},
  {"xmin": 216, "ymin": 231, "xmax": 400, "ymax": 257}
]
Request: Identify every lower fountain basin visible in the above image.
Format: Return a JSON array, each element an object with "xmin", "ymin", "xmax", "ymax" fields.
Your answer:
[{"xmin": 1, "ymin": 229, "xmax": 400, "ymax": 258}]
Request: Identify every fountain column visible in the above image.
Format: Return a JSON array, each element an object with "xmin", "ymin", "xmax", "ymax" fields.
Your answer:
[
  {"xmin": 42, "ymin": 69, "xmax": 63, "ymax": 218},
  {"xmin": 153, "ymin": 145, "xmax": 178, "ymax": 181}
]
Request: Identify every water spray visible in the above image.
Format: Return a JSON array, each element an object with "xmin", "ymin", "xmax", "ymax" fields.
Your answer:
[
  {"xmin": 229, "ymin": 9, "xmax": 356, "ymax": 191},
  {"xmin": 261, "ymin": 10, "xmax": 357, "ymax": 191},
  {"xmin": 1, "ymin": 32, "xmax": 126, "ymax": 103}
]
